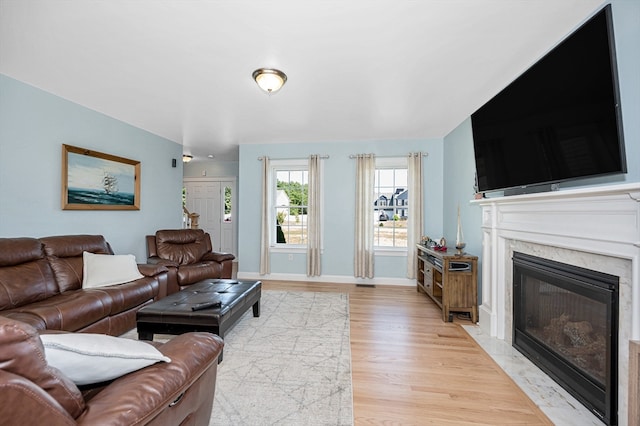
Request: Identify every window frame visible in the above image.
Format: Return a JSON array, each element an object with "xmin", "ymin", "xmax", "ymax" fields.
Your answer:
[
  {"xmin": 269, "ymin": 159, "xmax": 321, "ymax": 253},
  {"xmin": 374, "ymin": 157, "xmax": 409, "ymax": 254}
]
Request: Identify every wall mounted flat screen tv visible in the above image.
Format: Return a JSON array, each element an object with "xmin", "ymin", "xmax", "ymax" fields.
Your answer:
[{"xmin": 471, "ymin": 4, "xmax": 626, "ymax": 195}]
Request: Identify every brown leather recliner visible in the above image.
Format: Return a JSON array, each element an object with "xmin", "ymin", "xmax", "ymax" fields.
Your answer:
[
  {"xmin": 0, "ymin": 315, "xmax": 223, "ymax": 425},
  {"xmin": 146, "ymin": 229, "xmax": 235, "ymax": 295}
]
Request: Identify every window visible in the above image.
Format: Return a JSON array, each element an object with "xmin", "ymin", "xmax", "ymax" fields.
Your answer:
[
  {"xmin": 272, "ymin": 162, "xmax": 308, "ymax": 246},
  {"xmin": 224, "ymin": 185, "xmax": 232, "ymax": 222},
  {"xmin": 374, "ymin": 158, "xmax": 408, "ymax": 248}
]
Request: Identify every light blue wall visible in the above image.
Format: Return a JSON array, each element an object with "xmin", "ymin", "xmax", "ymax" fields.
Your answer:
[
  {"xmin": 0, "ymin": 74, "xmax": 184, "ymax": 261},
  {"xmin": 442, "ymin": 117, "xmax": 481, "ymax": 254},
  {"xmin": 183, "ymin": 160, "xmax": 239, "ymax": 178},
  {"xmin": 610, "ymin": 0, "xmax": 640, "ymax": 184},
  {"xmin": 237, "ymin": 139, "xmax": 443, "ymax": 283}
]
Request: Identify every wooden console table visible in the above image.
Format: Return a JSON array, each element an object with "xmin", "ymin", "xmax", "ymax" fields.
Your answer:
[{"xmin": 416, "ymin": 244, "xmax": 478, "ymax": 322}]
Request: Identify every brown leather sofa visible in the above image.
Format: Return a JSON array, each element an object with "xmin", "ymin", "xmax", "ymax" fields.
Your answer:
[
  {"xmin": 0, "ymin": 315, "xmax": 223, "ymax": 425},
  {"xmin": 146, "ymin": 229, "xmax": 235, "ymax": 295},
  {"xmin": 0, "ymin": 235, "xmax": 168, "ymax": 336}
]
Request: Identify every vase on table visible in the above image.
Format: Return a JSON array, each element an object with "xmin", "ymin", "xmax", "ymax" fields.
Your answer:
[{"xmin": 455, "ymin": 205, "xmax": 466, "ymax": 255}]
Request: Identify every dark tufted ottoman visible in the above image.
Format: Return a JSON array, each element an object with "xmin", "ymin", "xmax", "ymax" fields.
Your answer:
[{"xmin": 136, "ymin": 279, "xmax": 261, "ymax": 362}]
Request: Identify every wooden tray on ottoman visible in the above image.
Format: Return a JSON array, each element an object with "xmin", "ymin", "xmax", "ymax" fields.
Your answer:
[{"xmin": 136, "ymin": 279, "xmax": 261, "ymax": 362}]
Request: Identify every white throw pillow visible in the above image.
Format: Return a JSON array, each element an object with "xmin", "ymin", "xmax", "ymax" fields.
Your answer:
[
  {"xmin": 82, "ymin": 251, "xmax": 144, "ymax": 288},
  {"xmin": 40, "ymin": 333, "xmax": 171, "ymax": 385}
]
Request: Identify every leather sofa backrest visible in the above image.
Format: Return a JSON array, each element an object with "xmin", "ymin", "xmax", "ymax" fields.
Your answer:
[
  {"xmin": 146, "ymin": 235, "xmax": 159, "ymax": 258},
  {"xmin": 155, "ymin": 229, "xmax": 211, "ymax": 265},
  {"xmin": 0, "ymin": 238, "xmax": 59, "ymax": 310},
  {"xmin": 0, "ymin": 316, "xmax": 85, "ymax": 418},
  {"xmin": 41, "ymin": 235, "xmax": 113, "ymax": 293}
]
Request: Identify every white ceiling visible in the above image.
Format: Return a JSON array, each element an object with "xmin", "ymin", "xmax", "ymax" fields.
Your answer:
[{"xmin": 0, "ymin": 0, "xmax": 606, "ymax": 161}]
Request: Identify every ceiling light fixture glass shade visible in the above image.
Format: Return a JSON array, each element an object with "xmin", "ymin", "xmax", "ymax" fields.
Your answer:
[
  {"xmin": 252, "ymin": 68, "xmax": 287, "ymax": 94},
  {"xmin": 182, "ymin": 155, "xmax": 193, "ymax": 163}
]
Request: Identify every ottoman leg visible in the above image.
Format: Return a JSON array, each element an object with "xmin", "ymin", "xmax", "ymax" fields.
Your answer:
[
  {"xmin": 138, "ymin": 331, "xmax": 154, "ymax": 341},
  {"xmin": 252, "ymin": 300, "xmax": 260, "ymax": 317}
]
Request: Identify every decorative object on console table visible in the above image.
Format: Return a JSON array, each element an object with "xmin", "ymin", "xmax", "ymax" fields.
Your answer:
[
  {"xmin": 433, "ymin": 237, "xmax": 447, "ymax": 251},
  {"xmin": 61, "ymin": 144, "xmax": 140, "ymax": 210},
  {"xmin": 455, "ymin": 204, "xmax": 466, "ymax": 255},
  {"xmin": 416, "ymin": 244, "xmax": 478, "ymax": 322}
]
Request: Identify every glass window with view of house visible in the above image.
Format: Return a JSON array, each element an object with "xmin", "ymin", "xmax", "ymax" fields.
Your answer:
[
  {"xmin": 274, "ymin": 167, "xmax": 308, "ymax": 246},
  {"xmin": 374, "ymin": 158, "xmax": 408, "ymax": 248}
]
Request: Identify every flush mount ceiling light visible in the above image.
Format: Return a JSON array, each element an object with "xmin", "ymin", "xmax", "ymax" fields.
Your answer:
[
  {"xmin": 252, "ymin": 68, "xmax": 287, "ymax": 94},
  {"xmin": 182, "ymin": 155, "xmax": 193, "ymax": 163}
]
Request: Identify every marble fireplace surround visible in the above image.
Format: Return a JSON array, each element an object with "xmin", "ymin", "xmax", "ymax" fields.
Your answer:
[{"xmin": 473, "ymin": 182, "xmax": 640, "ymax": 424}]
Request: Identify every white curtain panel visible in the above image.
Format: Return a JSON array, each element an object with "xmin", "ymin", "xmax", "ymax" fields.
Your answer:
[
  {"xmin": 354, "ymin": 154, "xmax": 375, "ymax": 279},
  {"xmin": 406, "ymin": 152, "xmax": 424, "ymax": 279},
  {"xmin": 259, "ymin": 156, "xmax": 270, "ymax": 275},
  {"xmin": 306, "ymin": 155, "xmax": 321, "ymax": 277}
]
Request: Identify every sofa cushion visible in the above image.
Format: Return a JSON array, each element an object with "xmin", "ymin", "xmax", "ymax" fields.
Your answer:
[
  {"xmin": 41, "ymin": 235, "xmax": 112, "ymax": 293},
  {"xmin": 176, "ymin": 261, "xmax": 224, "ymax": 286},
  {"xmin": 155, "ymin": 229, "xmax": 209, "ymax": 265},
  {"xmin": 0, "ymin": 316, "xmax": 85, "ymax": 418},
  {"xmin": 0, "ymin": 238, "xmax": 60, "ymax": 310},
  {"xmin": 40, "ymin": 333, "xmax": 171, "ymax": 385},
  {"xmin": 82, "ymin": 252, "xmax": 144, "ymax": 288},
  {"xmin": 92, "ymin": 278, "xmax": 158, "ymax": 315},
  {"xmin": 12, "ymin": 290, "xmax": 113, "ymax": 331}
]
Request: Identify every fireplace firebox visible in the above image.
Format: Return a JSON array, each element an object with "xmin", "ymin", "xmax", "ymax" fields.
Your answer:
[{"xmin": 512, "ymin": 252, "xmax": 619, "ymax": 425}]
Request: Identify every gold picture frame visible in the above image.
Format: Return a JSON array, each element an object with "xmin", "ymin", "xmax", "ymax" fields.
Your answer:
[{"xmin": 61, "ymin": 144, "xmax": 140, "ymax": 210}]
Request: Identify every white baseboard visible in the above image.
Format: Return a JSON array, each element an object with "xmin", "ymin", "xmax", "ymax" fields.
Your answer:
[{"xmin": 237, "ymin": 271, "xmax": 414, "ymax": 287}]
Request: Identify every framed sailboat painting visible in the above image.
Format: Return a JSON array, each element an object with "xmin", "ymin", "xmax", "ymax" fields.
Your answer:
[{"xmin": 61, "ymin": 144, "xmax": 141, "ymax": 210}]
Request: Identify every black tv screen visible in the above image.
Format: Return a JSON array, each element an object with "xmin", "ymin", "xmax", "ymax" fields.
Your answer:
[{"xmin": 471, "ymin": 4, "xmax": 626, "ymax": 194}]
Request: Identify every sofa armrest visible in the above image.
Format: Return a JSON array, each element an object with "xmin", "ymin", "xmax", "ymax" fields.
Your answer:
[
  {"xmin": 136, "ymin": 264, "xmax": 169, "ymax": 299},
  {"xmin": 202, "ymin": 252, "xmax": 235, "ymax": 263},
  {"xmin": 1, "ymin": 312, "xmax": 47, "ymax": 330},
  {"xmin": 74, "ymin": 333, "xmax": 223, "ymax": 425},
  {"xmin": 137, "ymin": 263, "xmax": 169, "ymax": 277}
]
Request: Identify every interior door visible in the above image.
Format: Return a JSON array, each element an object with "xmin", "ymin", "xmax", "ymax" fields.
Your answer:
[{"xmin": 183, "ymin": 178, "xmax": 236, "ymax": 255}]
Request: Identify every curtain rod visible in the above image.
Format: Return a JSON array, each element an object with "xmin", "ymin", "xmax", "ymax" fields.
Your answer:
[
  {"xmin": 257, "ymin": 155, "xmax": 329, "ymax": 160},
  {"xmin": 348, "ymin": 153, "xmax": 428, "ymax": 159}
]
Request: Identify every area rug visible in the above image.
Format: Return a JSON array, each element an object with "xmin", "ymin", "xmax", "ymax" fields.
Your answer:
[
  {"xmin": 121, "ymin": 291, "xmax": 353, "ymax": 424},
  {"xmin": 210, "ymin": 290, "xmax": 353, "ymax": 426}
]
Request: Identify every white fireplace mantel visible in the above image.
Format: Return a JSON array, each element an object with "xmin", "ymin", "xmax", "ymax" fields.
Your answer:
[
  {"xmin": 473, "ymin": 182, "xmax": 640, "ymax": 339},
  {"xmin": 472, "ymin": 182, "xmax": 640, "ymax": 423}
]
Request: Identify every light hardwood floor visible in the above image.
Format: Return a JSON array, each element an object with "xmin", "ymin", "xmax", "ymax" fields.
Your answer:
[{"xmin": 262, "ymin": 280, "xmax": 553, "ymax": 426}]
